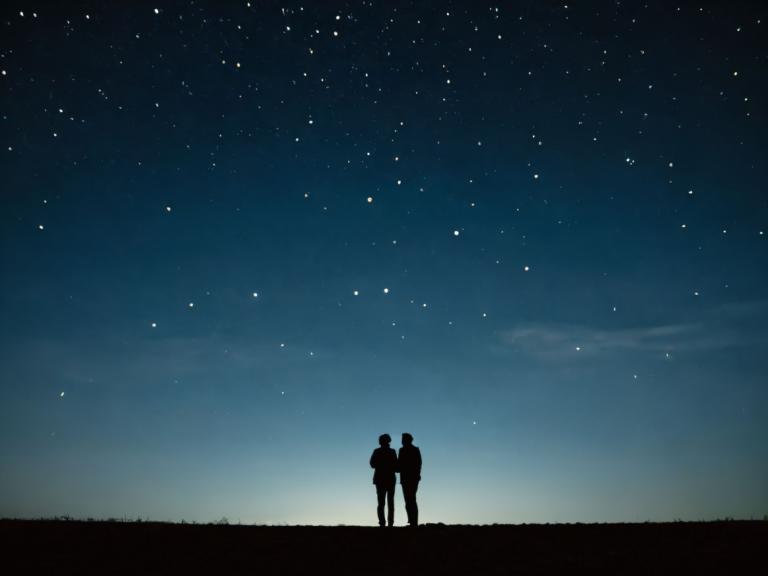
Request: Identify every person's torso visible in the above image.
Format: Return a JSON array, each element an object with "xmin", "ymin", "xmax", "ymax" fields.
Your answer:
[
  {"xmin": 399, "ymin": 446, "xmax": 420, "ymax": 475},
  {"xmin": 374, "ymin": 447, "xmax": 397, "ymax": 471}
]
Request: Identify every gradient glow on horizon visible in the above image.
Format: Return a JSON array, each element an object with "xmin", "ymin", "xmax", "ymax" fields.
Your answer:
[{"xmin": 1, "ymin": 1, "xmax": 767, "ymax": 525}]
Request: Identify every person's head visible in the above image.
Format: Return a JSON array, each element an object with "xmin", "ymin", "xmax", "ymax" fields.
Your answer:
[
  {"xmin": 378, "ymin": 433, "xmax": 391, "ymax": 447},
  {"xmin": 402, "ymin": 433, "xmax": 413, "ymax": 446}
]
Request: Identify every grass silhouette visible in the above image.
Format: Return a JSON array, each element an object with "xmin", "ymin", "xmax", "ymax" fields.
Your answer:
[{"xmin": 2, "ymin": 518, "xmax": 766, "ymax": 574}]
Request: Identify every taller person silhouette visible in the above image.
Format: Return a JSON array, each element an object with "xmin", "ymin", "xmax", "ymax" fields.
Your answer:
[
  {"xmin": 398, "ymin": 433, "xmax": 422, "ymax": 527},
  {"xmin": 369, "ymin": 433, "xmax": 397, "ymax": 527}
]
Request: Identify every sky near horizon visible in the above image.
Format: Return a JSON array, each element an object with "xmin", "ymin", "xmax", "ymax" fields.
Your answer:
[{"xmin": 1, "ymin": 1, "xmax": 767, "ymax": 525}]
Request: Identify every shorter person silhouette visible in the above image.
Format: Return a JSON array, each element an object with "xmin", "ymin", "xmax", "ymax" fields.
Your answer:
[
  {"xmin": 398, "ymin": 432, "xmax": 422, "ymax": 527},
  {"xmin": 369, "ymin": 433, "xmax": 397, "ymax": 527}
]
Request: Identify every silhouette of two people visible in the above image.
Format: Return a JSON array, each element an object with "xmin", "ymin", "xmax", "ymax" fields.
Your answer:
[{"xmin": 369, "ymin": 432, "xmax": 422, "ymax": 527}]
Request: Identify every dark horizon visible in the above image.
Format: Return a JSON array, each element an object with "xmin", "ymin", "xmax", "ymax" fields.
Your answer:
[
  {"xmin": 1, "ymin": 1, "xmax": 767, "ymax": 525},
  {"xmin": 3, "ymin": 516, "xmax": 767, "ymax": 526},
  {"xmin": 3, "ymin": 519, "xmax": 767, "ymax": 576}
]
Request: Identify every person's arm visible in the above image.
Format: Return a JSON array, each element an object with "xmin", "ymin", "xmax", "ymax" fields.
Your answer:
[
  {"xmin": 416, "ymin": 447, "xmax": 422, "ymax": 479},
  {"xmin": 370, "ymin": 449, "xmax": 377, "ymax": 469}
]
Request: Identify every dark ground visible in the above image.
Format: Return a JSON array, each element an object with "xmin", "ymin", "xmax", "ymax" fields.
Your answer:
[{"xmin": 2, "ymin": 519, "xmax": 765, "ymax": 575}]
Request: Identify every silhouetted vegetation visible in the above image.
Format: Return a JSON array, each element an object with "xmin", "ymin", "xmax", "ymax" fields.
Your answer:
[{"xmin": 1, "ymin": 519, "xmax": 766, "ymax": 575}]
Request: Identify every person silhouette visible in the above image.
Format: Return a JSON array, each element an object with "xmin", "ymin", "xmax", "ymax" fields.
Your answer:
[
  {"xmin": 398, "ymin": 432, "xmax": 422, "ymax": 527},
  {"xmin": 369, "ymin": 433, "xmax": 397, "ymax": 527}
]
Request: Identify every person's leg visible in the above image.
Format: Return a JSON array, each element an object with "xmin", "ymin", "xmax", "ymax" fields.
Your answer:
[
  {"xmin": 376, "ymin": 485, "xmax": 386, "ymax": 526},
  {"xmin": 411, "ymin": 481, "xmax": 419, "ymax": 526},
  {"xmin": 386, "ymin": 485, "xmax": 395, "ymax": 526},
  {"xmin": 402, "ymin": 483, "xmax": 412, "ymax": 525},
  {"xmin": 402, "ymin": 482, "xmax": 419, "ymax": 526}
]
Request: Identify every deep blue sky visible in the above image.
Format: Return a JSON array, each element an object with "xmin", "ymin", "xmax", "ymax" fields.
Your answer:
[{"xmin": 1, "ymin": 1, "xmax": 767, "ymax": 524}]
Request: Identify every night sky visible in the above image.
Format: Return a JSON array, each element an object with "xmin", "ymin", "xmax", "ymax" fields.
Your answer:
[{"xmin": 1, "ymin": 1, "xmax": 767, "ymax": 525}]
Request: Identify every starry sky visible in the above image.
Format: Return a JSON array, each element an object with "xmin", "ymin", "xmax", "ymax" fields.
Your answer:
[{"xmin": 1, "ymin": 1, "xmax": 767, "ymax": 525}]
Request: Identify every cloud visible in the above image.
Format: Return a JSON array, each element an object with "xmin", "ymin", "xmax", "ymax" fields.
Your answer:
[{"xmin": 499, "ymin": 300, "xmax": 768, "ymax": 359}]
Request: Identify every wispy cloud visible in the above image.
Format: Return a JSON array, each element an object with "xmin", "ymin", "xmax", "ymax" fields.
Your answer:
[{"xmin": 499, "ymin": 300, "xmax": 768, "ymax": 359}]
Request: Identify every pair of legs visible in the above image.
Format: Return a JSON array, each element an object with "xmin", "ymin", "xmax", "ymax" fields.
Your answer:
[
  {"xmin": 402, "ymin": 481, "xmax": 419, "ymax": 526},
  {"xmin": 376, "ymin": 483, "xmax": 395, "ymax": 526}
]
